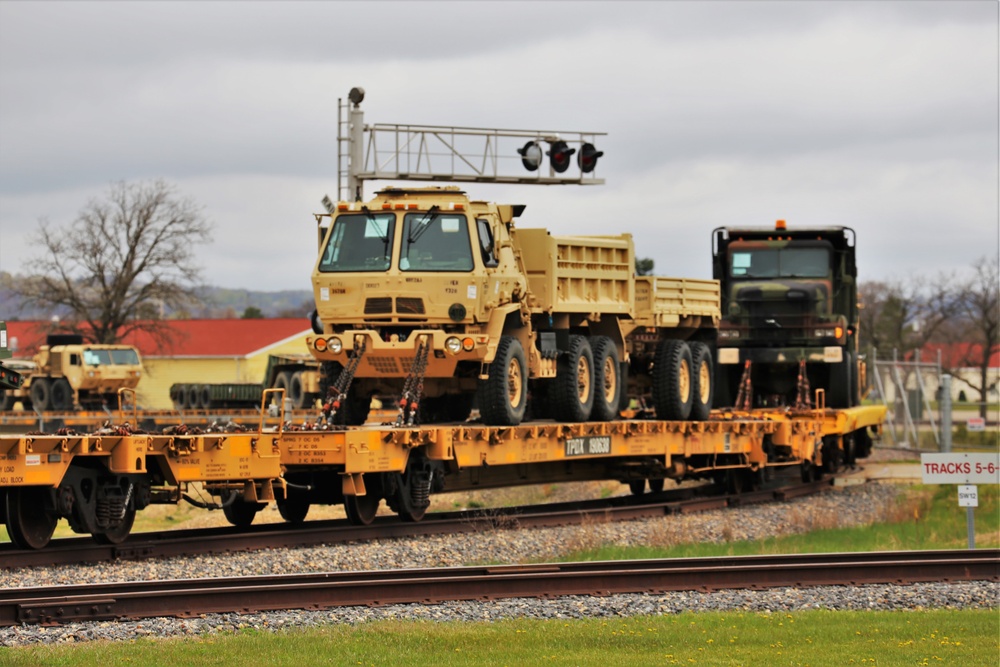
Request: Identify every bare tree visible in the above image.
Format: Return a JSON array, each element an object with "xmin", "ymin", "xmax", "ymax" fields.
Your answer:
[
  {"xmin": 13, "ymin": 180, "xmax": 212, "ymax": 344},
  {"xmin": 952, "ymin": 255, "xmax": 1000, "ymax": 418},
  {"xmin": 858, "ymin": 274, "xmax": 958, "ymax": 358}
]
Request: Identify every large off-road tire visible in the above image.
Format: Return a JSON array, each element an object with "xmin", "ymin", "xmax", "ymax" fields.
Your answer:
[
  {"xmin": 589, "ymin": 336, "xmax": 621, "ymax": 422},
  {"xmin": 689, "ymin": 342, "xmax": 714, "ymax": 421},
  {"xmin": 198, "ymin": 385, "xmax": 213, "ymax": 410},
  {"xmin": 479, "ymin": 335, "xmax": 527, "ymax": 426},
  {"xmin": 288, "ymin": 372, "xmax": 308, "ymax": 409},
  {"xmin": 826, "ymin": 352, "xmax": 854, "ymax": 409},
  {"xmin": 49, "ymin": 378, "xmax": 74, "ymax": 411},
  {"xmin": 0, "ymin": 393, "xmax": 16, "ymax": 411},
  {"xmin": 651, "ymin": 340, "xmax": 693, "ymax": 421},
  {"xmin": 553, "ymin": 335, "xmax": 595, "ymax": 423},
  {"xmin": 273, "ymin": 371, "xmax": 292, "ymax": 405},
  {"xmin": 184, "ymin": 385, "xmax": 200, "ymax": 411},
  {"xmin": 30, "ymin": 379, "xmax": 51, "ymax": 411}
]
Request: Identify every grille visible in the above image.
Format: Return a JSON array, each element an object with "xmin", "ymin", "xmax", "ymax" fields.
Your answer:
[
  {"xmin": 364, "ymin": 297, "xmax": 392, "ymax": 314},
  {"xmin": 366, "ymin": 356, "xmax": 402, "ymax": 374},
  {"xmin": 396, "ymin": 297, "xmax": 425, "ymax": 314}
]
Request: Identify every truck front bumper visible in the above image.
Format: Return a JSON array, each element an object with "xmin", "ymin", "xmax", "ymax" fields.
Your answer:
[
  {"xmin": 306, "ymin": 330, "xmax": 493, "ymax": 378},
  {"xmin": 717, "ymin": 346, "xmax": 843, "ymax": 365}
]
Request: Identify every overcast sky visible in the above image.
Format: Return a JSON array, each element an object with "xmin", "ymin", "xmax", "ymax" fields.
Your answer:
[{"xmin": 1, "ymin": 1, "xmax": 997, "ymax": 295}]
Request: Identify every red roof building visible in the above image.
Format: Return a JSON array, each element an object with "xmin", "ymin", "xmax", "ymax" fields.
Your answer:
[{"xmin": 4, "ymin": 319, "xmax": 314, "ymax": 409}]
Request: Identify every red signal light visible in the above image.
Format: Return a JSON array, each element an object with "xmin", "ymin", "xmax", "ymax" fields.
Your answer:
[
  {"xmin": 577, "ymin": 143, "xmax": 603, "ymax": 173},
  {"xmin": 546, "ymin": 140, "xmax": 576, "ymax": 173}
]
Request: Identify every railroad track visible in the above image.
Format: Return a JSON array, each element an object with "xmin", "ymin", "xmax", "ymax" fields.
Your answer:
[
  {"xmin": 2, "ymin": 550, "xmax": 996, "ymax": 627},
  {"xmin": 1, "ymin": 478, "xmax": 831, "ymax": 569}
]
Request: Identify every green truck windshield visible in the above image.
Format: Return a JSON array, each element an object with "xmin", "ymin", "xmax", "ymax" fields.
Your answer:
[{"xmin": 730, "ymin": 247, "xmax": 830, "ymax": 279}]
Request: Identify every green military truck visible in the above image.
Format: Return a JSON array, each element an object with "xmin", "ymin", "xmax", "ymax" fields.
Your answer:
[
  {"xmin": 169, "ymin": 353, "xmax": 323, "ymax": 410},
  {"xmin": 711, "ymin": 220, "xmax": 861, "ymax": 410}
]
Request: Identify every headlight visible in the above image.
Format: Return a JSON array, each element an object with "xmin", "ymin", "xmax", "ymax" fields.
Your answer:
[
  {"xmin": 328, "ymin": 337, "xmax": 343, "ymax": 354},
  {"xmin": 718, "ymin": 330, "xmax": 740, "ymax": 340},
  {"xmin": 814, "ymin": 328, "xmax": 837, "ymax": 338},
  {"xmin": 445, "ymin": 336, "xmax": 462, "ymax": 355}
]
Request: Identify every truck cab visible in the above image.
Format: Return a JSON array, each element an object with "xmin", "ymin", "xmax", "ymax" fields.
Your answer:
[
  {"xmin": 308, "ymin": 187, "xmax": 528, "ymax": 423},
  {"xmin": 712, "ymin": 221, "xmax": 859, "ymax": 409}
]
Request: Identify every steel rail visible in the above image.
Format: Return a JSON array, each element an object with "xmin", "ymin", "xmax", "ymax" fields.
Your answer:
[
  {"xmin": 0, "ymin": 479, "xmax": 832, "ymax": 569},
  {"xmin": 2, "ymin": 550, "xmax": 996, "ymax": 627}
]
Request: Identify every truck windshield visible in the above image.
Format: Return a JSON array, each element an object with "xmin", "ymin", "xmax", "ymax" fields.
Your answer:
[
  {"xmin": 730, "ymin": 247, "xmax": 830, "ymax": 279},
  {"xmin": 83, "ymin": 349, "xmax": 113, "ymax": 366},
  {"xmin": 318, "ymin": 213, "xmax": 395, "ymax": 272},
  {"xmin": 110, "ymin": 349, "xmax": 140, "ymax": 365},
  {"xmin": 399, "ymin": 213, "xmax": 474, "ymax": 272}
]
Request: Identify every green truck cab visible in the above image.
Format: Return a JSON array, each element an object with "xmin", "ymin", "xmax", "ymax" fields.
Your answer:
[{"xmin": 712, "ymin": 221, "xmax": 860, "ymax": 409}]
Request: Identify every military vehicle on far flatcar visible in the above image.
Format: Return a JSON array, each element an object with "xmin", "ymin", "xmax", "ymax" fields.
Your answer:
[{"xmin": 712, "ymin": 221, "xmax": 861, "ymax": 410}]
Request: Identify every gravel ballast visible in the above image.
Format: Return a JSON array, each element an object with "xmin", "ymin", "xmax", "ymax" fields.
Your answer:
[{"xmin": 2, "ymin": 481, "xmax": 996, "ymax": 647}]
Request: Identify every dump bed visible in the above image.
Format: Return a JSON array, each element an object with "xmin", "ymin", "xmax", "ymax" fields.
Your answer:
[
  {"xmin": 515, "ymin": 229, "xmax": 635, "ymax": 315},
  {"xmin": 632, "ymin": 276, "xmax": 721, "ymax": 328}
]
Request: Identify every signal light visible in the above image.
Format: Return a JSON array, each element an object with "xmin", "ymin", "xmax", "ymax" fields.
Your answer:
[
  {"xmin": 517, "ymin": 141, "xmax": 543, "ymax": 171},
  {"xmin": 577, "ymin": 143, "xmax": 603, "ymax": 173},
  {"xmin": 546, "ymin": 140, "xmax": 576, "ymax": 173}
]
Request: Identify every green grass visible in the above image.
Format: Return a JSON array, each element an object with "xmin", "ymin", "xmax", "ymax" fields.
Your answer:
[
  {"xmin": 2, "ymin": 610, "xmax": 996, "ymax": 666},
  {"xmin": 557, "ymin": 485, "xmax": 999, "ymax": 562}
]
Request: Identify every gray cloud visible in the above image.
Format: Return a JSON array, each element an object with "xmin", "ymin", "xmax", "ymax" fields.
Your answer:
[{"xmin": 1, "ymin": 1, "xmax": 996, "ymax": 290}]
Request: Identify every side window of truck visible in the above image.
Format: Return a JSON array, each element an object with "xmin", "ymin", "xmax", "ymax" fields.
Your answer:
[{"xmin": 477, "ymin": 219, "xmax": 498, "ymax": 267}]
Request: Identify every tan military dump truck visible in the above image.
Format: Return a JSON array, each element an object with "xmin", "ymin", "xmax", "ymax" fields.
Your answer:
[
  {"xmin": 307, "ymin": 187, "xmax": 719, "ymax": 426},
  {"xmin": 1, "ymin": 334, "xmax": 143, "ymax": 411}
]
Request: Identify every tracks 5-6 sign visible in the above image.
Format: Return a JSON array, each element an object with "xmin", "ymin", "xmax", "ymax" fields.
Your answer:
[{"xmin": 920, "ymin": 453, "xmax": 1000, "ymax": 485}]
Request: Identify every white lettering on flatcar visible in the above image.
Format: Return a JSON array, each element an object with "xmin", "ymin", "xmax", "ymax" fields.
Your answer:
[{"xmin": 565, "ymin": 436, "xmax": 611, "ymax": 457}]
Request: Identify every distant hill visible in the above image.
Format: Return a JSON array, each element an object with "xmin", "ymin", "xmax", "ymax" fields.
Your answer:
[
  {"xmin": 194, "ymin": 287, "xmax": 315, "ymax": 319},
  {"xmin": 0, "ymin": 273, "xmax": 314, "ymax": 321}
]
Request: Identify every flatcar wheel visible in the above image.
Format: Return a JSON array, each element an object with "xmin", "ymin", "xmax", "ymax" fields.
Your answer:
[
  {"xmin": 800, "ymin": 461, "xmax": 819, "ymax": 483},
  {"xmin": 628, "ymin": 480, "xmax": 646, "ymax": 495},
  {"xmin": 277, "ymin": 496, "xmax": 310, "ymax": 523},
  {"xmin": 5, "ymin": 487, "xmax": 58, "ymax": 550},
  {"xmin": 399, "ymin": 504, "xmax": 427, "ymax": 523},
  {"xmin": 344, "ymin": 493, "xmax": 380, "ymax": 526},
  {"xmin": 223, "ymin": 498, "xmax": 264, "ymax": 528},
  {"xmin": 92, "ymin": 503, "xmax": 136, "ymax": 545},
  {"xmin": 648, "ymin": 478, "xmax": 665, "ymax": 493}
]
